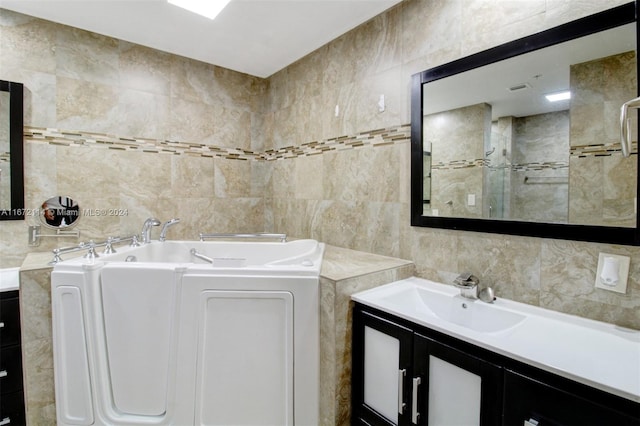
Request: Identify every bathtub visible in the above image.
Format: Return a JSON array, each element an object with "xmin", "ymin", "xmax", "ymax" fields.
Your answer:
[{"xmin": 51, "ymin": 239, "xmax": 324, "ymax": 426}]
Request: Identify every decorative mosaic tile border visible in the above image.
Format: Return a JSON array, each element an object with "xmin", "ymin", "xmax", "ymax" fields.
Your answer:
[
  {"xmin": 432, "ymin": 160, "xmax": 568, "ymax": 172},
  {"xmin": 511, "ymin": 161, "xmax": 568, "ymax": 172},
  {"xmin": 431, "ymin": 159, "xmax": 488, "ymax": 170},
  {"xmin": 570, "ymin": 142, "xmax": 638, "ymax": 157},
  {"xmin": 23, "ymin": 124, "xmax": 411, "ymax": 161},
  {"xmin": 429, "ymin": 142, "xmax": 640, "ymax": 173}
]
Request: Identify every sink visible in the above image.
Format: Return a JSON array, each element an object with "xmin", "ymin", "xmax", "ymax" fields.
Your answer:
[
  {"xmin": 351, "ymin": 277, "xmax": 640, "ymax": 403},
  {"xmin": 375, "ymin": 282, "xmax": 525, "ymax": 333}
]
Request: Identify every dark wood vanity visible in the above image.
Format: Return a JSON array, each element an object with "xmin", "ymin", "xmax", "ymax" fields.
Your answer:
[
  {"xmin": 0, "ymin": 290, "xmax": 26, "ymax": 425},
  {"xmin": 351, "ymin": 303, "xmax": 640, "ymax": 426}
]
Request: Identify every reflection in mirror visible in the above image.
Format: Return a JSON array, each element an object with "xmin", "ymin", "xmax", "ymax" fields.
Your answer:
[
  {"xmin": 40, "ymin": 196, "xmax": 80, "ymax": 229},
  {"xmin": 422, "ymin": 21, "xmax": 636, "ymax": 227},
  {"xmin": 411, "ymin": 2, "xmax": 640, "ymax": 245},
  {"xmin": 0, "ymin": 80, "xmax": 24, "ymax": 220}
]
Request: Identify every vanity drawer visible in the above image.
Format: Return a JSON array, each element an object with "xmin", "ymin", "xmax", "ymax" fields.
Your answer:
[
  {"xmin": 0, "ymin": 390, "xmax": 26, "ymax": 426},
  {"xmin": 503, "ymin": 369, "xmax": 639, "ymax": 425},
  {"xmin": 0, "ymin": 295, "xmax": 21, "ymax": 348},
  {"xmin": 0, "ymin": 345, "xmax": 23, "ymax": 394}
]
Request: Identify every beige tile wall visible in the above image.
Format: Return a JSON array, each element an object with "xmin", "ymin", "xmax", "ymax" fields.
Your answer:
[
  {"xmin": 0, "ymin": 8, "xmax": 268, "ymax": 266},
  {"xmin": 569, "ymin": 51, "xmax": 638, "ymax": 227},
  {"xmin": 265, "ymin": 0, "xmax": 639, "ymax": 330},
  {"xmin": 1, "ymin": 0, "xmax": 639, "ymax": 331}
]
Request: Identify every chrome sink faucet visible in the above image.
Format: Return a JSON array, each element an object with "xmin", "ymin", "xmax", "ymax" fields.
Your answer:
[
  {"xmin": 453, "ymin": 272, "xmax": 495, "ymax": 303},
  {"xmin": 453, "ymin": 272, "xmax": 480, "ymax": 299},
  {"xmin": 159, "ymin": 218, "xmax": 180, "ymax": 242},
  {"xmin": 141, "ymin": 217, "xmax": 161, "ymax": 243}
]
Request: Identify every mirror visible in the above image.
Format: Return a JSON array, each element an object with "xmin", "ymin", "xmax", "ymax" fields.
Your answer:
[
  {"xmin": 0, "ymin": 80, "xmax": 24, "ymax": 220},
  {"xmin": 411, "ymin": 2, "xmax": 640, "ymax": 245},
  {"xmin": 40, "ymin": 196, "xmax": 80, "ymax": 229}
]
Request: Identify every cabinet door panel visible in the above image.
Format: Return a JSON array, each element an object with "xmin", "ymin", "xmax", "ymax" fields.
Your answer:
[
  {"xmin": 503, "ymin": 370, "xmax": 640, "ymax": 426},
  {"xmin": 414, "ymin": 333, "xmax": 502, "ymax": 426},
  {"xmin": 427, "ymin": 354, "xmax": 481, "ymax": 425},
  {"xmin": 0, "ymin": 295, "xmax": 20, "ymax": 348},
  {"xmin": 353, "ymin": 309, "xmax": 414, "ymax": 426},
  {"xmin": 364, "ymin": 325, "xmax": 402, "ymax": 422}
]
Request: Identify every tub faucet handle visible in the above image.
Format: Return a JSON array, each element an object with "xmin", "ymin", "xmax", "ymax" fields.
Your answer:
[
  {"xmin": 83, "ymin": 240, "xmax": 100, "ymax": 260},
  {"xmin": 104, "ymin": 236, "xmax": 119, "ymax": 254}
]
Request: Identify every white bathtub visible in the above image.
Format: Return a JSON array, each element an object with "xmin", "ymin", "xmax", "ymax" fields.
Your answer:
[{"xmin": 51, "ymin": 239, "xmax": 324, "ymax": 426}]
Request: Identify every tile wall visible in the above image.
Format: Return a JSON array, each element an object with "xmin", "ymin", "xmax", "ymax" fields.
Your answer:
[
  {"xmin": 0, "ymin": 0, "xmax": 638, "ymax": 331},
  {"xmin": 265, "ymin": 0, "xmax": 640, "ymax": 329}
]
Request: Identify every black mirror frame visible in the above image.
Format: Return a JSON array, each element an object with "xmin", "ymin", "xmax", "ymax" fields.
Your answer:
[
  {"xmin": 0, "ymin": 80, "xmax": 24, "ymax": 221},
  {"xmin": 410, "ymin": 2, "xmax": 640, "ymax": 245}
]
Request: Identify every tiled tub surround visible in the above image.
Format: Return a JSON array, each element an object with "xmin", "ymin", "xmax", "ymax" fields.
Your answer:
[{"xmin": 19, "ymin": 246, "xmax": 415, "ymax": 426}]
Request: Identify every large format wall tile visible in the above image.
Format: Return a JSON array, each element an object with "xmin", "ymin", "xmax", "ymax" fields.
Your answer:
[{"xmin": 2, "ymin": 0, "xmax": 640, "ymax": 334}]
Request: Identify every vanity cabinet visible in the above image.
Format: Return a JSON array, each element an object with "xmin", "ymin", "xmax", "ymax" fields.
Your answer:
[
  {"xmin": 503, "ymin": 369, "xmax": 639, "ymax": 425},
  {"xmin": 0, "ymin": 290, "xmax": 26, "ymax": 426},
  {"xmin": 352, "ymin": 303, "xmax": 640, "ymax": 426},
  {"xmin": 351, "ymin": 306, "xmax": 502, "ymax": 425}
]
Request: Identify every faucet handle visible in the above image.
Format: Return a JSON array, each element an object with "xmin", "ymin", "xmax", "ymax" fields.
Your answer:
[{"xmin": 453, "ymin": 272, "xmax": 479, "ymax": 287}]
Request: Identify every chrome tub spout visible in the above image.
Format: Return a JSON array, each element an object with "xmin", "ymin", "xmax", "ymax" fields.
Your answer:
[
  {"xmin": 159, "ymin": 218, "xmax": 181, "ymax": 242},
  {"xmin": 141, "ymin": 217, "xmax": 161, "ymax": 244}
]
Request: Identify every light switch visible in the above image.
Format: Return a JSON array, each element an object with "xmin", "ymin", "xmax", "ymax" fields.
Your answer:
[
  {"xmin": 595, "ymin": 252, "xmax": 630, "ymax": 294},
  {"xmin": 467, "ymin": 194, "xmax": 476, "ymax": 206}
]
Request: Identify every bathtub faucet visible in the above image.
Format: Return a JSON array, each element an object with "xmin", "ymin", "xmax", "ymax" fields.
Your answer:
[
  {"xmin": 141, "ymin": 217, "xmax": 161, "ymax": 243},
  {"xmin": 159, "ymin": 218, "xmax": 181, "ymax": 242}
]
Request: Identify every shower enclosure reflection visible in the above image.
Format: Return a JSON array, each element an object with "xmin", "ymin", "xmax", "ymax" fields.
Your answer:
[{"xmin": 420, "ymin": 18, "xmax": 637, "ymax": 228}]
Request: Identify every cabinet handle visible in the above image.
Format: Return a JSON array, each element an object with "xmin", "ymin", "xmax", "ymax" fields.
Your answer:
[
  {"xmin": 0, "ymin": 417, "xmax": 10, "ymax": 425},
  {"xmin": 412, "ymin": 377, "xmax": 421, "ymax": 424},
  {"xmin": 0, "ymin": 370, "xmax": 6, "ymax": 378},
  {"xmin": 398, "ymin": 369, "xmax": 406, "ymax": 414}
]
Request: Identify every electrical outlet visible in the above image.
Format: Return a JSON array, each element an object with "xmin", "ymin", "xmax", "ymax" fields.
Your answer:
[
  {"xmin": 467, "ymin": 194, "xmax": 476, "ymax": 206},
  {"xmin": 595, "ymin": 252, "xmax": 630, "ymax": 294}
]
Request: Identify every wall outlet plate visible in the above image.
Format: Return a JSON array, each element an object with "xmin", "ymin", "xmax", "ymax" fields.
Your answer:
[{"xmin": 595, "ymin": 252, "xmax": 630, "ymax": 294}]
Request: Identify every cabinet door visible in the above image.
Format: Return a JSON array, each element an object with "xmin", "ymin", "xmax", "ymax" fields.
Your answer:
[
  {"xmin": 413, "ymin": 333, "xmax": 502, "ymax": 426},
  {"xmin": 353, "ymin": 309, "xmax": 414, "ymax": 426},
  {"xmin": 503, "ymin": 370, "xmax": 640, "ymax": 426},
  {"xmin": 0, "ymin": 293, "xmax": 21, "ymax": 348}
]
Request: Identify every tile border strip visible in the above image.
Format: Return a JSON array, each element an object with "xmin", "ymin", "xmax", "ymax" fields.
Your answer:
[
  {"xmin": 23, "ymin": 124, "xmax": 411, "ymax": 161},
  {"xmin": 23, "ymin": 126, "xmax": 632, "ymax": 161}
]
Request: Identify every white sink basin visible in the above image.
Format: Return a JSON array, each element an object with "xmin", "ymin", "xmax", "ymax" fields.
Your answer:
[
  {"xmin": 383, "ymin": 285, "xmax": 525, "ymax": 333},
  {"xmin": 352, "ymin": 277, "xmax": 640, "ymax": 403}
]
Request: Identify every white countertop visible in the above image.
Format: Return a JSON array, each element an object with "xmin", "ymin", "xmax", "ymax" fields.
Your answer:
[
  {"xmin": 352, "ymin": 277, "xmax": 640, "ymax": 403},
  {"xmin": 0, "ymin": 267, "xmax": 20, "ymax": 292}
]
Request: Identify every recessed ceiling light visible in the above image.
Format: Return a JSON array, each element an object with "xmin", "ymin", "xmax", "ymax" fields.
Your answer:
[
  {"xmin": 545, "ymin": 91, "xmax": 571, "ymax": 102},
  {"xmin": 167, "ymin": 0, "xmax": 232, "ymax": 20}
]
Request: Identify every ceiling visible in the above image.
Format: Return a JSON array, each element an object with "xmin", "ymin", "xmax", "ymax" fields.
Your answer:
[
  {"xmin": 0, "ymin": 0, "xmax": 402, "ymax": 78},
  {"xmin": 424, "ymin": 23, "xmax": 636, "ymax": 121}
]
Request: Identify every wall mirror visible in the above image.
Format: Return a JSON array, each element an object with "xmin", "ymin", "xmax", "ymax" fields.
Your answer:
[
  {"xmin": 40, "ymin": 196, "xmax": 80, "ymax": 229},
  {"xmin": 411, "ymin": 2, "xmax": 640, "ymax": 245},
  {"xmin": 0, "ymin": 80, "xmax": 24, "ymax": 221}
]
